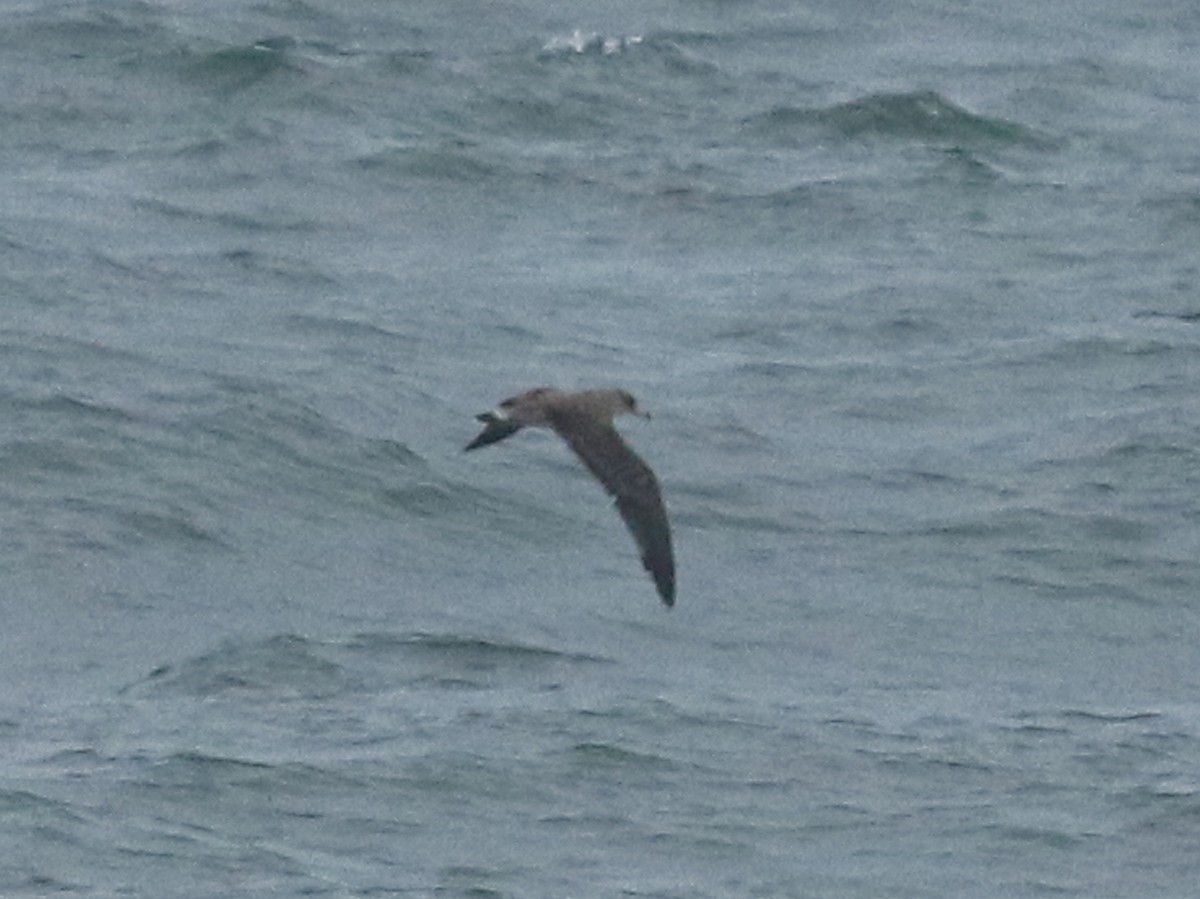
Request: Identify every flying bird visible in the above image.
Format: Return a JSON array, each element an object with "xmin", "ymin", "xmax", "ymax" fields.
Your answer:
[{"xmin": 464, "ymin": 387, "xmax": 675, "ymax": 606}]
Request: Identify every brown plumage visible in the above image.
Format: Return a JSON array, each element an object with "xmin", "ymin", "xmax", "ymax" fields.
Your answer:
[{"xmin": 465, "ymin": 387, "xmax": 675, "ymax": 606}]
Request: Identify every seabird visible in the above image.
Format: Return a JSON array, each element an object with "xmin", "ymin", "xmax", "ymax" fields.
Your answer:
[{"xmin": 464, "ymin": 387, "xmax": 676, "ymax": 606}]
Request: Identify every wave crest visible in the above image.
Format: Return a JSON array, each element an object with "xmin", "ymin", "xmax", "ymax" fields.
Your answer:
[{"xmin": 541, "ymin": 29, "xmax": 643, "ymax": 57}]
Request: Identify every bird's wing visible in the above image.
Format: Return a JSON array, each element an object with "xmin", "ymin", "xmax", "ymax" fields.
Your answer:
[
  {"xmin": 547, "ymin": 409, "xmax": 675, "ymax": 606},
  {"xmin": 464, "ymin": 412, "xmax": 522, "ymax": 451}
]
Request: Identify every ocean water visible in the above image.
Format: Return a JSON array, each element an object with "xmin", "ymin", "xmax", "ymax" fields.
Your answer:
[{"xmin": 4, "ymin": 0, "xmax": 1200, "ymax": 895}]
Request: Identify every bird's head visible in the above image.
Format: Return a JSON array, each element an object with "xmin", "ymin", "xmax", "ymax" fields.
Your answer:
[{"xmin": 616, "ymin": 389, "xmax": 651, "ymax": 420}]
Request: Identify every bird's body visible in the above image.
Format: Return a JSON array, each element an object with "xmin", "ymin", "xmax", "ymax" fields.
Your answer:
[{"xmin": 465, "ymin": 387, "xmax": 675, "ymax": 606}]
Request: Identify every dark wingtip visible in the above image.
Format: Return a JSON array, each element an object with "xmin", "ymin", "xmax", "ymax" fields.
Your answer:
[
  {"xmin": 638, "ymin": 543, "xmax": 675, "ymax": 607},
  {"xmin": 464, "ymin": 418, "xmax": 521, "ymax": 452},
  {"xmin": 652, "ymin": 569, "xmax": 675, "ymax": 607},
  {"xmin": 463, "ymin": 432, "xmax": 492, "ymax": 452}
]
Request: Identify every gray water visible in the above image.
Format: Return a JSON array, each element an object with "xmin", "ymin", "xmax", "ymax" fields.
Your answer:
[{"xmin": 4, "ymin": 0, "xmax": 1200, "ymax": 896}]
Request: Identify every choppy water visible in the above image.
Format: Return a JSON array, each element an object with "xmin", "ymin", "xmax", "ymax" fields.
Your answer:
[{"xmin": 4, "ymin": 0, "xmax": 1200, "ymax": 896}]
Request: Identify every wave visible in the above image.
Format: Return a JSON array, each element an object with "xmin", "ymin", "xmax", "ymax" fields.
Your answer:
[
  {"xmin": 185, "ymin": 37, "xmax": 307, "ymax": 94},
  {"xmin": 541, "ymin": 30, "xmax": 643, "ymax": 57},
  {"xmin": 566, "ymin": 741, "xmax": 676, "ymax": 770},
  {"xmin": 746, "ymin": 90, "xmax": 1053, "ymax": 148},
  {"xmin": 0, "ymin": 341, "xmax": 448, "ymax": 560},
  {"xmin": 538, "ymin": 29, "xmax": 719, "ymax": 74},
  {"xmin": 1, "ymin": 0, "xmax": 176, "ymax": 57},
  {"xmin": 346, "ymin": 631, "xmax": 608, "ymax": 666},
  {"xmin": 126, "ymin": 633, "xmax": 349, "ymax": 700},
  {"xmin": 125, "ymin": 631, "xmax": 608, "ymax": 701}
]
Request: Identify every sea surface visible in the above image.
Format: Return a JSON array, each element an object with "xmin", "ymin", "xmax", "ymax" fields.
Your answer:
[{"xmin": 4, "ymin": 0, "xmax": 1200, "ymax": 896}]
